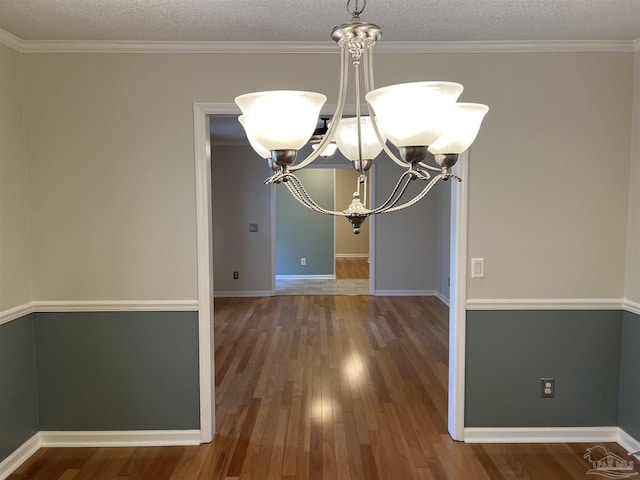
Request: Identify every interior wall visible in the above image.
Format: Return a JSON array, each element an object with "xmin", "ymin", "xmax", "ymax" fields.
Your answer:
[
  {"xmin": 276, "ymin": 168, "xmax": 335, "ymax": 276},
  {"xmin": 212, "ymin": 142, "xmax": 273, "ymax": 293},
  {"xmin": 0, "ymin": 315, "xmax": 39, "ymax": 462},
  {"xmin": 34, "ymin": 311, "xmax": 199, "ymax": 430},
  {"xmin": 466, "ymin": 310, "xmax": 622, "ymax": 427},
  {"xmin": 0, "ymin": 42, "xmax": 31, "ymax": 311},
  {"xmin": 374, "ymin": 157, "xmax": 439, "ymax": 292},
  {"xmin": 20, "ymin": 51, "xmax": 634, "ymax": 302},
  {"xmin": 619, "ymin": 311, "xmax": 640, "ymax": 440},
  {"xmin": 435, "ymin": 180, "xmax": 451, "ymax": 301},
  {"xmin": 625, "ymin": 51, "xmax": 640, "ymax": 304},
  {"xmin": 462, "ymin": 52, "xmax": 632, "ymax": 300},
  {"xmin": 335, "ymin": 168, "xmax": 369, "ymax": 256}
]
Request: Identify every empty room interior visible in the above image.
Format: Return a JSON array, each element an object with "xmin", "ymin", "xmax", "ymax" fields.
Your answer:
[{"xmin": 1, "ymin": 1, "xmax": 640, "ymax": 479}]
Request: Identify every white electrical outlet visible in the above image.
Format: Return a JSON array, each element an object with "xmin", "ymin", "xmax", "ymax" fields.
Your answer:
[{"xmin": 301, "ymin": 257, "xmax": 306, "ymax": 266}]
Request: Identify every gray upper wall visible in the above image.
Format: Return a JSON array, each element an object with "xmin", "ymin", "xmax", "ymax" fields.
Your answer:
[
  {"xmin": 8, "ymin": 50, "xmax": 633, "ymax": 303},
  {"xmin": 212, "ymin": 143, "xmax": 273, "ymax": 292}
]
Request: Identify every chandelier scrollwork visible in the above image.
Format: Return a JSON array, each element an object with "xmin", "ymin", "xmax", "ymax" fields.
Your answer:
[{"xmin": 235, "ymin": 0, "xmax": 488, "ymax": 234}]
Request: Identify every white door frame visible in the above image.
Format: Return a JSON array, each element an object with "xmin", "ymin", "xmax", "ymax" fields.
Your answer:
[
  {"xmin": 448, "ymin": 155, "xmax": 469, "ymax": 440},
  {"xmin": 193, "ymin": 102, "xmax": 469, "ymax": 443}
]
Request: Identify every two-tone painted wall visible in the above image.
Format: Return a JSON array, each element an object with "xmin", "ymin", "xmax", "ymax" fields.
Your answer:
[{"xmin": 1, "ymin": 34, "xmax": 639, "ymax": 467}]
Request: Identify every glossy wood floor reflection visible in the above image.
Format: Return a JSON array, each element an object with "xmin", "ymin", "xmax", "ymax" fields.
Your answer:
[{"xmin": 10, "ymin": 296, "xmax": 632, "ymax": 479}]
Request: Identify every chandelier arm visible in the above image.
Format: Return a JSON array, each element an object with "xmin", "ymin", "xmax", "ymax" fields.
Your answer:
[
  {"xmin": 360, "ymin": 43, "xmax": 410, "ymax": 169},
  {"xmin": 367, "ymin": 170, "xmax": 415, "ymax": 214},
  {"xmin": 285, "ymin": 174, "xmax": 348, "ymax": 216},
  {"xmin": 379, "ymin": 173, "xmax": 454, "ymax": 214},
  {"xmin": 290, "ymin": 45, "xmax": 350, "ymax": 172},
  {"xmin": 364, "ymin": 39, "xmax": 375, "ymax": 91},
  {"xmin": 418, "ymin": 162, "xmax": 446, "ymax": 172}
]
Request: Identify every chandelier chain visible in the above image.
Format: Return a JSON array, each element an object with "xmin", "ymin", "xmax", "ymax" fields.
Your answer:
[{"xmin": 347, "ymin": 0, "xmax": 366, "ymax": 17}]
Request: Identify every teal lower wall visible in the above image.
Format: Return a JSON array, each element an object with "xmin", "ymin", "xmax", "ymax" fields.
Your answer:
[
  {"xmin": 34, "ymin": 311, "xmax": 200, "ymax": 431},
  {"xmin": 276, "ymin": 168, "xmax": 335, "ymax": 276},
  {"xmin": 0, "ymin": 315, "xmax": 39, "ymax": 461},
  {"xmin": 619, "ymin": 310, "xmax": 640, "ymax": 440},
  {"xmin": 465, "ymin": 310, "xmax": 622, "ymax": 427}
]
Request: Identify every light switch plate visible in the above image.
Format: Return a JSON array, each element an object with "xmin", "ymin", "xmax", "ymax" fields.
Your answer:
[{"xmin": 471, "ymin": 258, "xmax": 485, "ymax": 278}]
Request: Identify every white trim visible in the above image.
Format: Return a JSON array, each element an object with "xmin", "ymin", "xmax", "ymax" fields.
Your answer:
[
  {"xmin": 0, "ymin": 302, "xmax": 34, "ymax": 326},
  {"xmin": 39, "ymin": 430, "xmax": 201, "ymax": 447},
  {"xmin": 0, "ymin": 27, "xmax": 24, "ymax": 52},
  {"xmin": 0, "ymin": 300, "xmax": 200, "ymax": 326},
  {"xmin": 32, "ymin": 300, "xmax": 199, "ymax": 312},
  {"xmin": 448, "ymin": 155, "xmax": 469, "ymax": 441},
  {"xmin": 334, "ymin": 253, "xmax": 369, "ymax": 258},
  {"xmin": 0, "ymin": 433, "xmax": 40, "ymax": 480},
  {"xmin": 623, "ymin": 299, "xmax": 640, "ymax": 316},
  {"xmin": 464, "ymin": 426, "xmax": 619, "ymax": 444},
  {"xmin": 368, "ymin": 163, "xmax": 376, "ymax": 297},
  {"xmin": 276, "ymin": 274, "xmax": 336, "ymax": 280},
  {"xmin": 373, "ymin": 289, "xmax": 438, "ymax": 297},
  {"xmin": 4, "ymin": 37, "xmax": 636, "ymax": 54},
  {"xmin": 618, "ymin": 428, "xmax": 640, "ymax": 455},
  {"xmin": 466, "ymin": 298, "xmax": 625, "ymax": 311},
  {"xmin": 193, "ymin": 103, "xmax": 216, "ymax": 444},
  {"xmin": 435, "ymin": 291, "xmax": 450, "ymax": 307},
  {"xmin": 214, "ymin": 291, "xmax": 273, "ymax": 298}
]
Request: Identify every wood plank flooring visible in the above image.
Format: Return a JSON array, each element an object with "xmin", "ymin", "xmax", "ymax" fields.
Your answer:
[
  {"xmin": 9, "ymin": 296, "xmax": 633, "ymax": 479},
  {"xmin": 335, "ymin": 258, "xmax": 369, "ymax": 280}
]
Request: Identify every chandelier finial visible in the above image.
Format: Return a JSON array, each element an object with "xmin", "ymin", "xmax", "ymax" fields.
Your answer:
[{"xmin": 347, "ymin": 0, "xmax": 366, "ymax": 18}]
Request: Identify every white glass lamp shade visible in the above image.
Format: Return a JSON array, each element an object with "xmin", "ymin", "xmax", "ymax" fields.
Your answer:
[
  {"xmin": 312, "ymin": 141, "xmax": 338, "ymax": 157},
  {"xmin": 428, "ymin": 103, "xmax": 489, "ymax": 155},
  {"xmin": 334, "ymin": 116, "xmax": 386, "ymax": 161},
  {"xmin": 365, "ymin": 81, "xmax": 463, "ymax": 147},
  {"xmin": 235, "ymin": 90, "xmax": 327, "ymax": 151},
  {"xmin": 238, "ymin": 115, "xmax": 271, "ymax": 159}
]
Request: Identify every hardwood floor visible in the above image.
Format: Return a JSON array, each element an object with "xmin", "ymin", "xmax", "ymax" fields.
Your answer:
[
  {"xmin": 335, "ymin": 257, "xmax": 369, "ymax": 280},
  {"xmin": 10, "ymin": 296, "xmax": 632, "ymax": 479}
]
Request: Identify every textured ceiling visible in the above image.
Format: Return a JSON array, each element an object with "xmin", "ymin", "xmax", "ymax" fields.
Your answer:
[{"xmin": 1, "ymin": 0, "xmax": 639, "ymax": 43}]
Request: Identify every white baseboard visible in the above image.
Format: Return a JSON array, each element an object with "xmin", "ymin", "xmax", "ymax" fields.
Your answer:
[
  {"xmin": 39, "ymin": 430, "xmax": 201, "ymax": 447},
  {"xmin": 373, "ymin": 290, "xmax": 438, "ymax": 297},
  {"xmin": 334, "ymin": 254, "xmax": 369, "ymax": 258},
  {"xmin": 0, "ymin": 430, "xmax": 202, "ymax": 479},
  {"xmin": 435, "ymin": 291, "xmax": 450, "ymax": 306},
  {"xmin": 276, "ymin": 275, "xmax": 336, "ymax": 280},
  {"xmin": 618, "ymin": 428, "xmax": 640, "ymax": 456},
  {"xmin": 214, "ymin": 291, "xmax": 273, "ymax": 298},
  {"xmin": 464, "ymin": 426, "xmax": 620, "ymax": 444},
  {"xmin": 0, "ymin": 433, "xmax": 40, "ymax": 480}
]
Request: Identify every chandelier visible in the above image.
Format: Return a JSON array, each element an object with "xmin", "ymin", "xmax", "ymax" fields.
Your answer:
[{"xmin": 235, "ymin": 0, "xmax": 488, "ymax": 234}]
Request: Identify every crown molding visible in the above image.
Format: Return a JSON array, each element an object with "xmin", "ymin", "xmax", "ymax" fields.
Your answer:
[{"xmin": 0, "ymin": 33, "xmax": 636, "ymax": 54}]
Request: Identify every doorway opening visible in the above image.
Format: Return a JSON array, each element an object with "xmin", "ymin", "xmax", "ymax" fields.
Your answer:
[
  {"xmin": 274, "ymin": 164, "xmax": 373, "ymax": 296},
  {"xmin": 196, "ymin": 103, "xmax": 468, "ymax": 442}
]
